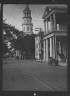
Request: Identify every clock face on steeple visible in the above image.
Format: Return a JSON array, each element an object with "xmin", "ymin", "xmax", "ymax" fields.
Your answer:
[{"xmin": 22, "ymin": 4, "xmax": 33, "ymax": 34}]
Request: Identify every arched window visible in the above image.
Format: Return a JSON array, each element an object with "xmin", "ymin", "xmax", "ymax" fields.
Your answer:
[
  {"xmin": 27, "ymin": 27, "xmax": 29, "ymax": 31},
  {"xmin": 27, "ymin": 12, "xmax": 28, "ymax": 16}
]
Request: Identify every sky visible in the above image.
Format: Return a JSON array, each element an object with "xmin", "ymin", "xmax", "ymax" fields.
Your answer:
[{"xmin": 3, "ymin": 4, "xmax": 47, "ymax": 34}]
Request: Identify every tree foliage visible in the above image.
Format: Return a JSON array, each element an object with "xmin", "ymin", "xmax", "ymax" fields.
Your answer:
[
  {"xmin": 13, "ymin": 34, "xmax": 35, "ymax": 59},
  {"xmin": 3, "ymin": 20, "xmax": 20, "ymax": 55},
  {"xmin": 3, "ymin": 20, "xmax": 35, "ymax": 59},
  {"xmin": 3, "ymin": 20, "xmax": 20, "ymax": 42},
  {"xmin": 2, "ymin": 42, "xmax": 9, "ymax": 57}
]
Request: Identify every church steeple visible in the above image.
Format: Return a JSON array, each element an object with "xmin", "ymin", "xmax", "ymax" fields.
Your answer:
[{"xmin": 22, "ymin": 4, "xmax": 33, "ymax": 34}]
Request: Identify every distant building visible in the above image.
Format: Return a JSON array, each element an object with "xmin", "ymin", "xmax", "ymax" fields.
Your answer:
[
  {"xmin": 35, "ymin": 30, "xmax": 44, "ymax": 61},
  {"xmin": 22, "ymin": 4, "xmax": 33, "ymax": 35},
  {"xmin": 15, "ymin": 50, "xmax": 21, "ymax": 58},
  {"xmin": 42, "ymin": 4, "xmax": 67, "ymax": 64},
  {"xmin": 35, "ymin": 36, "xmax": 41, "ymax": 60}
]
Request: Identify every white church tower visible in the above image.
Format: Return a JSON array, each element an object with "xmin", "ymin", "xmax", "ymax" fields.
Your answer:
[{"xmin": 22, "ymin": 4, "xmax": 33, "ymax": 34}]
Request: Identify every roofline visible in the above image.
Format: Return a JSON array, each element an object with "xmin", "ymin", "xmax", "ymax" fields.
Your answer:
[
  {"xmin": 45, "ymin": 4, "xmax": 67, "ymax": 8},
  {"xmin": 42, "ymin": 9, "xmax": 67, "ymax": 19},
  {"xmin": 42, "ymin": 4, "xmax": 67, "ymax": 19}
]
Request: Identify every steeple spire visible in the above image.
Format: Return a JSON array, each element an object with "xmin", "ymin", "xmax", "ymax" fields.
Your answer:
[{"xmin": 25, "ymin": 4, "xmax": 29, "ymax": 10}]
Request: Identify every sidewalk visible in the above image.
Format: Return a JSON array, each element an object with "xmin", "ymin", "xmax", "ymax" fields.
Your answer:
[
  {"xmin": 35, "ymin": 59, "xmax": 67, "ymax": 67},
  {"xmin": 58, "ymin": 62, "xmax": 67, "ymax": 67}
]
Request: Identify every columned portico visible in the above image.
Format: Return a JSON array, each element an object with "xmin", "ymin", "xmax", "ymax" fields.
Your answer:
[
  {"xmin": 43, "ymin": 5, "xmax": 67, "ymax": 65},
  {"xmin": 43, "ymin": 35, "xmax": 56, "ymax": 61}
]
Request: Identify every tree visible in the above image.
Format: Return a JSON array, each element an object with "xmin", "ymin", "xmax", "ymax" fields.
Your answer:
[
  {"xmin": 3, "ymin": 20, "xmax": 35, "ymax": 59},
  {"xmin": 2, "ymin": 42, "xmax": 9, "ymax": 57},
  {"xmin": 13, "ymin": 34, "xmax": 35, "ymax": 59},
  {"xmin": 3, "ymin": 20, "xmax": 20, "ymax": 57}
]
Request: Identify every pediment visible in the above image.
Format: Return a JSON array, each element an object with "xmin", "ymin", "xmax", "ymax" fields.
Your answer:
[{"xmin": 42, "ymin": 7, "xmax": 47, "ymax": 19}]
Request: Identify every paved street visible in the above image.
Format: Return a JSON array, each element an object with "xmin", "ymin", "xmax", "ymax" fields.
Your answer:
[{"xmin": 2, "ymin": 58, "xmax": 67, "ymax": 91}]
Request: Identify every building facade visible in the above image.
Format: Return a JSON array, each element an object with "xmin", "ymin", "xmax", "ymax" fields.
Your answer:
[
  {"xmin": 35, "ymin": 31, "xmax": 44, "ymax": 61},
  {"xmin": 15, "ymin": 50, "xmax": 21, "ymax": 59},
  {"xmin": 42, "ymin": 5, "xmax": 67, "ymax": 63},
  {"xmin": 22, "ymin": 4, "xmax": 33, "ymax": 34},
  {"xmin": 35, "ymin": 36, "xmax": 41, "ymax": 60}
]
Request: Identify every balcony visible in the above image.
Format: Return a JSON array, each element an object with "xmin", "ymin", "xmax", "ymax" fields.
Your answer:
[
  {"xmin": 56, "ymin": 24, "xmax": 67, "ymax": 31},
  {"xmin": 47, "ymin": 24, "xmax": 67, "ymax": 33}
]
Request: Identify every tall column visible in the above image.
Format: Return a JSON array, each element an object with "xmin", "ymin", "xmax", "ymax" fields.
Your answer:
[
  {"xmin": 53, "ymin": 13, "xmax": 56, "ymax": 31},
  {"xmin": 50, "ymin": 16, "xmax": 52, "ymax": 31},
  {"xmin": 63, "ymin": 43, "xmax": 65, "ymax": 57},
  {"xmin": 61, "ymin": 42, "xmax": 63, "ymax": 54},
  {"xmin": 44, "ymin": 20, "xmax": 46, "ymax": 35},
  {"xmin": 46, "ymin": 39, "xmax": 48, "ymax": 62},
  {"xmin": 50, "ymin": 37, "xmax": 53, "ymax": 57},
  {"xmin": 46, "ymin": 20, "xmax": 48, "ymax": 33},
  {"xmin": 43, "ymin": 40, "xmax": 46, "ymax": 61},
  {"xmin": 53, "ymin": 36, "xmax": 55, "ymax": 59},
  {"xmin": 55, "ymin": 36, "xmax": 57, "ymax": 59},
  {"xmin": 59, "ymin": 41, "xmax": 61, "ymax": 54}
]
